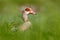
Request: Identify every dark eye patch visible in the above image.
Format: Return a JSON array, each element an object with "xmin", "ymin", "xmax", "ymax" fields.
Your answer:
[{"xmin": 25, "ymin": 8, "xmax": 31, "ymax": 11}]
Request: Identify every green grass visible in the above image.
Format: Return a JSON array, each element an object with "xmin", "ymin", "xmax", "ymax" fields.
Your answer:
[{"xmin": 0, "ymin": 0, "xmax": 60, "ymax": 40}]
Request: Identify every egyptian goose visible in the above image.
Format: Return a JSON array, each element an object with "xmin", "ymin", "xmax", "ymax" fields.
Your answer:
[{"xmin": 19, "ymin": 7, "xmax": 36, "ymax": 31}]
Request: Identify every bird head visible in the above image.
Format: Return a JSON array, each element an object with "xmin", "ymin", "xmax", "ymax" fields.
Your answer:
[{"xmin": 24, "ymin": 7, "xmax": 36, "ymax": 15}]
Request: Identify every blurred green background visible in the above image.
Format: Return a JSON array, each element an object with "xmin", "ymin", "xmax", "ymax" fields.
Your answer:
[{"xmin": 0, "ymin": 0, "xmax": 60, "ymax": 40}]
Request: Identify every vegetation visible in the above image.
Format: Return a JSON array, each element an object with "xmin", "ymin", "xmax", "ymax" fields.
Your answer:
[{"xmin": 0, "ymin": 0, "xmax": 60, "ymax": 40}]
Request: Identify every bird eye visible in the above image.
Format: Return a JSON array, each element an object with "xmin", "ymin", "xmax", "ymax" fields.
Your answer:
[{"xmin": 25, "ymin": 8, "xmax": 31, "ymax": 11}]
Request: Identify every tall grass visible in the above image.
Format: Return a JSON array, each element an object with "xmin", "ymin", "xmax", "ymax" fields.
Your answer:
[{"xmin": 0, "ymin": 0, "xmax": 60, "ymax": 40}]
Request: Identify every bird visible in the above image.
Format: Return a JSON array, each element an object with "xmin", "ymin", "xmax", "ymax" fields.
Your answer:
[{"xmin": 19, "ymin": 7, "xmax": 36, "ymax": 31}]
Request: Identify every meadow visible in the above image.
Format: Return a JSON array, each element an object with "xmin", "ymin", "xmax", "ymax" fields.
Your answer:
[{"xmin": 0, "ymin": 0, "xmax": 60, "ymax": 40}]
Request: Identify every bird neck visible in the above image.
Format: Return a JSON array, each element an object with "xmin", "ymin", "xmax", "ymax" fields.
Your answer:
[{"xmin": 22, "ymin": 12, "xmax": 29, "ymax": 22}]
